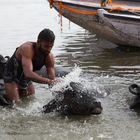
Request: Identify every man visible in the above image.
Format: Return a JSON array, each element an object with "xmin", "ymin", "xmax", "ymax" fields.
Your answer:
[{"xmin": 3, "ymin": 28, "xmax": 56, "ymax": 104}]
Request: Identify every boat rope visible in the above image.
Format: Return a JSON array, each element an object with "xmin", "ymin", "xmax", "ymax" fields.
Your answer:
[
  {"xmin": 49, "ymin": 0, "xmax": 54, "ymax": 8},
  {"xmin": 59, "ymin": 1, "xmax": 63, "ymax": 31},
  {"xmin": 59, "ymin": 3, "xmax": 97, "ymax": 16}
]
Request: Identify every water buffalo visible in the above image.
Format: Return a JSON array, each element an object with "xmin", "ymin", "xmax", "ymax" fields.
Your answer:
[
  {"xmin": 129, "ymin": 84, "xmax": 140, "ymax": 110},
  {"xmin": 43, "ymin": 82, "xmax": 103, "ymax": 115}
]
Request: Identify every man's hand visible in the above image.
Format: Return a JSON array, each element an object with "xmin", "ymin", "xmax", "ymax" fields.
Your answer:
[{"xmin": 47, "ymin": 79, "xmax": 59, "ymax": 85}]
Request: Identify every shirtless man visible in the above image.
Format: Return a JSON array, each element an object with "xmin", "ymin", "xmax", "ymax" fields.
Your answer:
[{"xmin": 3, "ymin": 29, "xmax": 56, "ymax": 104}]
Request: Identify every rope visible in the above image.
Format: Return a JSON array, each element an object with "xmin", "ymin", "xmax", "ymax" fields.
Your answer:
[
  {"xmin": 59, "ymin": 2, "xmax": 63, "ymax": 31},
  {"xmin": 60, "ymin": 3, "xmax": 97, "ymax": 16},
  {"xmin": 49, "ymin": 0, "xmax": 54, "ymax": 8}
]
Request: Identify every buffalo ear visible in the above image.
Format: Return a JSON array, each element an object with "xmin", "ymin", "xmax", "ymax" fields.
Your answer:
[
  {"xmin": 129, "ymin": 84, "xmax": 140, "ymax": 96},
  {"xmin": 0, "ymin": 55, "xmax": 7, "ymax": 64},
  {"xmin": 70, "ymin": 82, "xmax": 83, "ymax": 90}
]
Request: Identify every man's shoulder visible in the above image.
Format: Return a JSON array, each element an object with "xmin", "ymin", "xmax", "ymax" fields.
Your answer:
[
  {"xmin": 20, "ymin": 41, "xmax": 34, "ymax": 48},
  {"xmin": 19, "ymin": 42, "xmax": 35, "ymax": 57}
]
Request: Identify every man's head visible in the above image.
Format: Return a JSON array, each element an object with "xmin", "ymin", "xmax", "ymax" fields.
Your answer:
[{"xmin": 37, "ymin": 29, "xmax": 55, "ymax": 55}]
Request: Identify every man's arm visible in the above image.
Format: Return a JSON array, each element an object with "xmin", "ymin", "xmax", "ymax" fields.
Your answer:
[
  {"xmin": 45, "ymin": 52, "xmax": 55, "ymax": 80},
  {"xmin": 21, "ymin": 45, "xmax": 54, "ymax": 84}
]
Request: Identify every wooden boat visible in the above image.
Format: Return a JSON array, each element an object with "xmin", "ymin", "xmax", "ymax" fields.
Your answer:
[{"xmin": 48, "ymin": 0, "xmax": 140, "ymax": 47}]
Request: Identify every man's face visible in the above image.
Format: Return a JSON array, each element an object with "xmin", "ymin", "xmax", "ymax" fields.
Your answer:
[{"xmin": 38, "ymin": 40, "xmax": 54, "ymax": 55}]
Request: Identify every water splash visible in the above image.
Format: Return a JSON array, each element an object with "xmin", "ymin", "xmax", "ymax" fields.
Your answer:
[
  {"xmin": 16, "ymin": 101, "xmax": 42, "ymax": 116},
  {"xmin": 51, "ymin": 65, "xmax": 110, "ymax": 98},
  {"xmin": 69, "ymin": 74, "xmax": 111, "ymax": 98},
  {"xmin": 83, "ymin": 80, "xmax": 110, "ymax": 98},
  {"xmin": 51, "ymin": 65, "xmax": 82, "ymax": 94}
]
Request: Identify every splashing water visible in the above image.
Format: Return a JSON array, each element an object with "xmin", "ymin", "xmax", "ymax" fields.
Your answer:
[
  {"xmin": 16, "ymin": 101, "xmax": 43, "ymax": 116},
  {"xmin": 83, "ymin": 79, "xmax": 110, "ymax": 98},
  {"xmin": 51, "ymin": 65, "xmax": 82, "ymax": 93},
  {"xmin": 50, "ymin": 65, "xmax": 110, "ymax": 98}
]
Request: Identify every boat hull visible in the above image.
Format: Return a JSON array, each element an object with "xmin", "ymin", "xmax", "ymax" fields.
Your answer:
[{"xmin": 50, "ymin": 0, "xmax": 140, "ymax": 47}]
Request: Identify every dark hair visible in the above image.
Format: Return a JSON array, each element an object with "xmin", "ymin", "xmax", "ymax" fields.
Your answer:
[{"xmin": 37, "ymin": 28, "xmax": 55, "ymax": 42}]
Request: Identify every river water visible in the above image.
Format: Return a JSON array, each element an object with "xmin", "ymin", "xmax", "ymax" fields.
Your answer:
[{"xmin": 0, "ymin": 0, "xmax": 140, "ymax": 140}]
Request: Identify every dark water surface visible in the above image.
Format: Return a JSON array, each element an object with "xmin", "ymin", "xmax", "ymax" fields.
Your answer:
[{"xmin": 0, "ymin": 0, "xmax": 140, "ymax": 140}]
